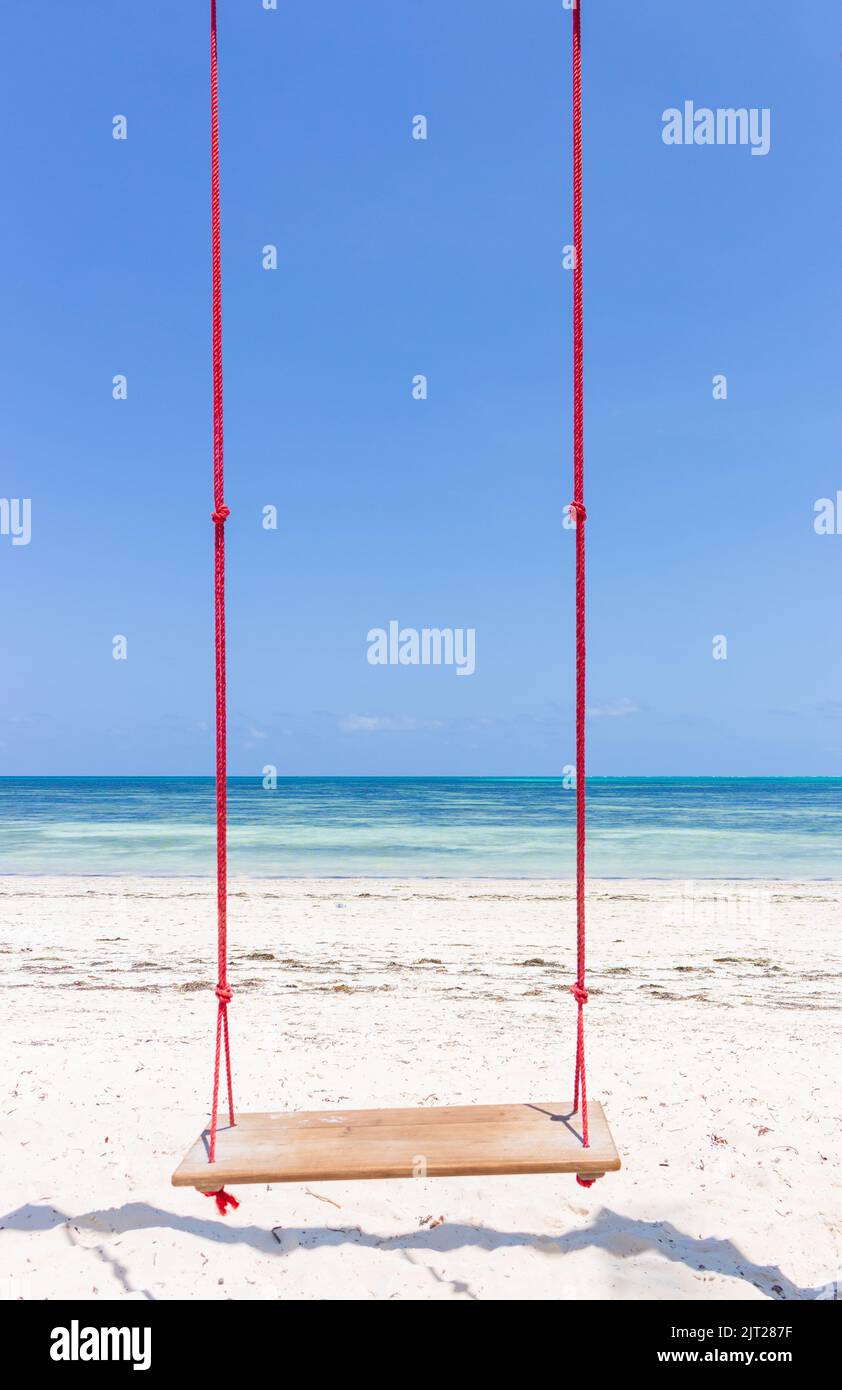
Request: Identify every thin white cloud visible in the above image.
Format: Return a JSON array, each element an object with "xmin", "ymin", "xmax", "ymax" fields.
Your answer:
[
  {"xmin": 339, "ymin": 714, "xmax": 445, "ymax": 734},
  {"xmin": 586, "ymin": 698, "xmax": 639, "ymax": 718}
]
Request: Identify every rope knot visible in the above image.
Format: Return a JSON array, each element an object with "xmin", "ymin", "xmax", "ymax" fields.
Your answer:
[
  {"xmin": 576, "ymin": 1175, "xmax": 595, "ymax": 1189},
  {"xmin": 570, "ymin": 982, "xmax": 588, "ymax": 1007},
  {"xmin": 202, "ymin": 1188, "xmax": 239, "ymax": 1216},
  {"xmin": 211, "ymin": 504, "xmax": 230, "ymax": 525},
  {"xmin": 215, "ymin": 983, "xmax": 233, "ymax": 1006},
  {"xmin": 568, "ymin": 500, "xmax": 587, "ymax": 525}
]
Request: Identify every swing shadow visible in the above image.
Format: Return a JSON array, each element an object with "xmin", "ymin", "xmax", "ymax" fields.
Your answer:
[
  {"xmin": 1, "ymin": 1199, "xmax": 828, "ymax": 1301},
  {"xmin": 525, "ymin": 1104, "xmax": 584, "ymax": 1145}
]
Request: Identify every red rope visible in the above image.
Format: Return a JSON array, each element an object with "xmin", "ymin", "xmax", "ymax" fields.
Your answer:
[
  {"xmin": 569, "ymin": 0, "xmax": 590, "ymax": 1170},
  {"xmin": 203, "ymin": 1188, "xmax": 239, "ymax": 1216},
  {"xmin": 207, "ymin": 0, "xmax": 235, "ymax": 1173}
]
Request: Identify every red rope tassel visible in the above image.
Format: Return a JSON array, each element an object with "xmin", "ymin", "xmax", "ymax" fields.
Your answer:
[
  {"xmin": 203, "ymin": 1188, "xmax": 240, "ymax": 1217},
  {"xmin": 570, "ymin": 0, "xmax": 589, "ymax": 1152},
  {"xmin": 207, "ymin": 0, "xmax": 236, "ymax": 1179}
]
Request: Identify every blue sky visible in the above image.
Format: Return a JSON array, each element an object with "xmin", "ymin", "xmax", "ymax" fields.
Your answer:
[{"xmin": 1, "ymin": 0, "xmax": 840, "ymax": 776}]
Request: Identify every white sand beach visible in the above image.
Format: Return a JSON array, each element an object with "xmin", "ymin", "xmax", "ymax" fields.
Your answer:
[{"xmin": 1, "ymin": 876, "xmax": 839, "ymax": 1301}]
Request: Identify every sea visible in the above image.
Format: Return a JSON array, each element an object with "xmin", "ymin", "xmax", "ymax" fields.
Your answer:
[{"xmin": 0, "ymin": 777, "xmax": 839, "ymax": 878}]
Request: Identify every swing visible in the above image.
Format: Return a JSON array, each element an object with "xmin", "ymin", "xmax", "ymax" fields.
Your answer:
[{"xmin": 173, "ymin": 0, "xmax": 619, "ymax": 1207}]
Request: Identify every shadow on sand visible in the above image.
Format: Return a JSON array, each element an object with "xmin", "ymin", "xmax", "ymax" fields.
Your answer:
[{"xmin": 1, "ymin": 1199, "xmax": 826, "ymax": 1301}]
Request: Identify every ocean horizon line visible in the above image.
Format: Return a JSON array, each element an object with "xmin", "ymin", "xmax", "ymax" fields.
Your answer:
[{"xmin": 2, "ymin": 774, "xmax": 841, "ymax": 783}]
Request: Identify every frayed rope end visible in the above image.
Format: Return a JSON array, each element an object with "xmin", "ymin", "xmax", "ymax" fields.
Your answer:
[{"xmin": 202, "ymin": 1187, "xmax": 240, "ymax": 1216}]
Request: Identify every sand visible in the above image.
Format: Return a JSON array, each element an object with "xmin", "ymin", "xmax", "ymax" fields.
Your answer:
[{"xmin": 1, "ymin": 876, "xmax": 839, "ymax": 1301}]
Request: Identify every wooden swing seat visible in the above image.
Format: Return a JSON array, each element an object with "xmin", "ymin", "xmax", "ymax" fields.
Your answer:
[{"xmin": 172, "ymin": 1099, "xmax": 620, "ymax": 1188}]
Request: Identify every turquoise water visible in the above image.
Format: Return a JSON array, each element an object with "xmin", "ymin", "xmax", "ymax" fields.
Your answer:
[{"xmin": 0, "ymin": 777, "xmax": 839, "ymax": 878}]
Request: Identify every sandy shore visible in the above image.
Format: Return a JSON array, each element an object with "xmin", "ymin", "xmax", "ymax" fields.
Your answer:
[{"xmin": 1, "ymin": 876, "xmax": 839, "ymax": 1301}]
